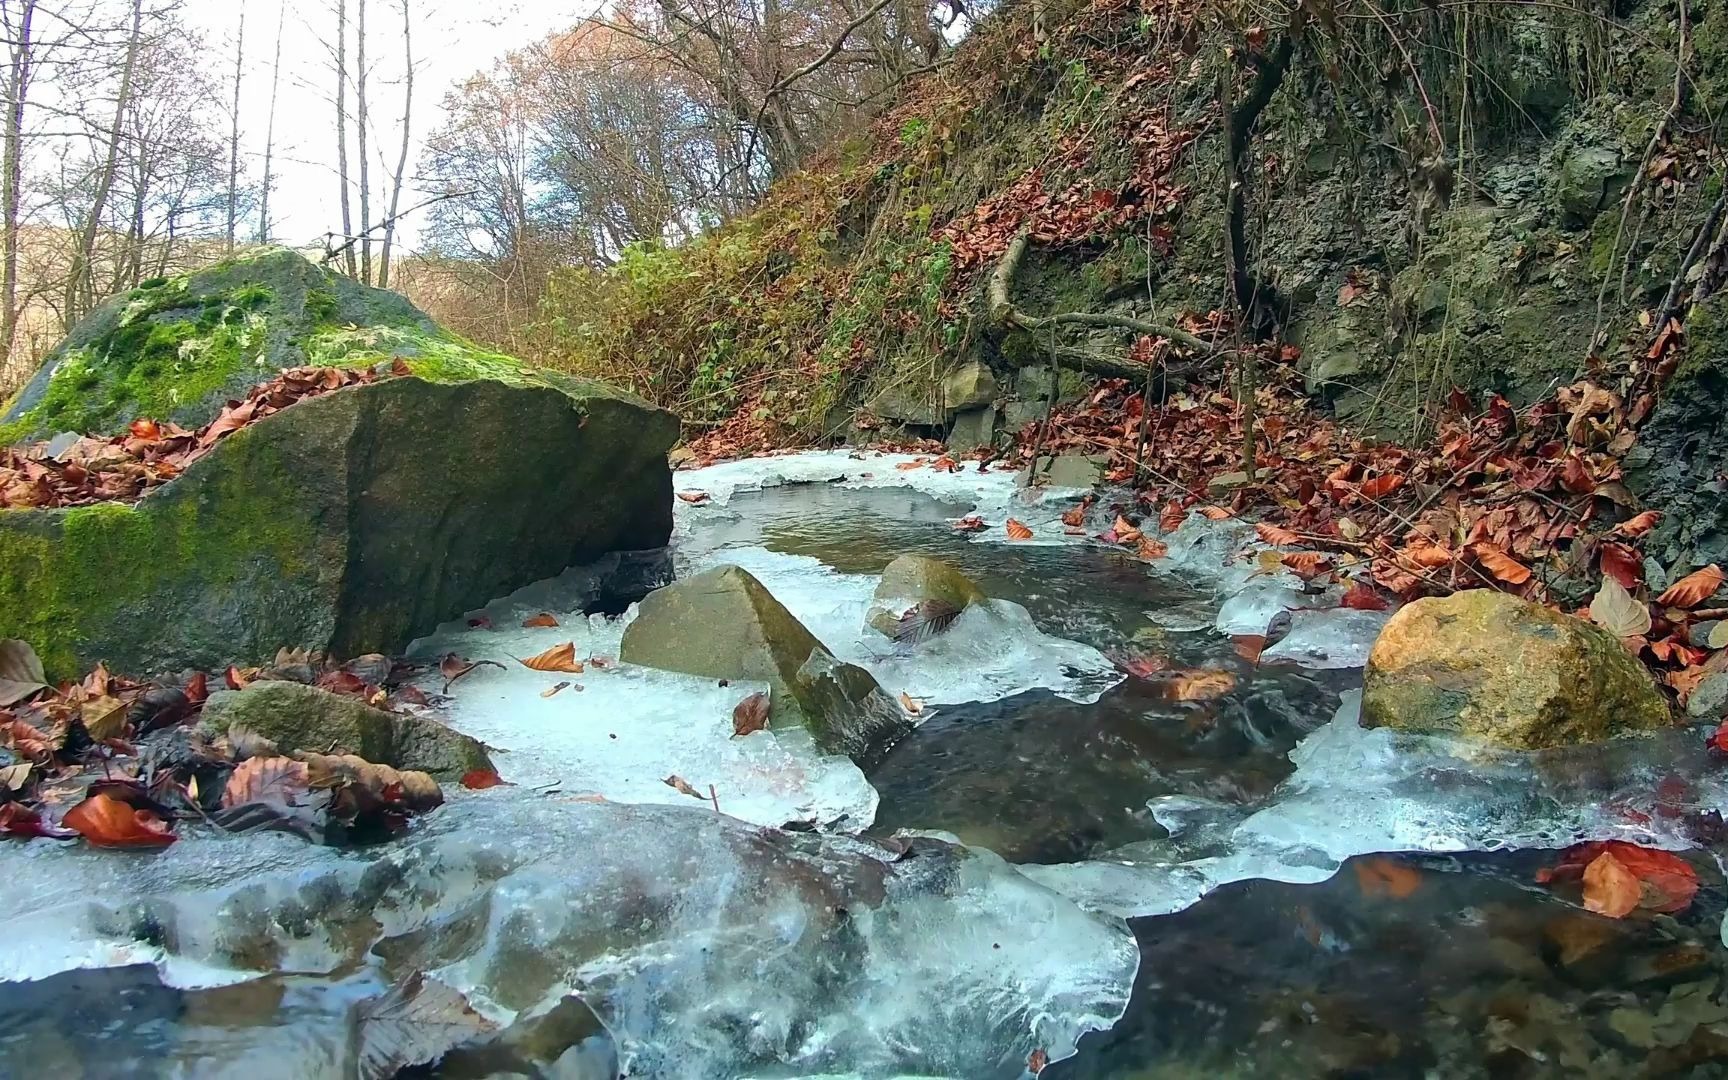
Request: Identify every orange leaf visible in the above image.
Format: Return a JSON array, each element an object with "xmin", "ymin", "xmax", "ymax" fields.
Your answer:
[
  {"xmin": 521, "ymin": 613, "xmax": 560, "ymax": 628},
  {"xmin": 519, "ymin": 642, "xmax": 584, "ymax": 673},
  {"xmin": 222, "ymin": 757, "xmax": 310, "ymax": 808},
  {"xmin": 62, "ymin": 793, "xmax": 175, "ymax": 848},
  {"xmin": 128, "ymin": 418, "xmax": 161, "ymax": 442},
  {"xmin": 1112, "ymin": 515, "xmax": 1143, "ymax": 544},
  {"xmin": 899, "ymin": 691, "xmax": 925, "ymax": 715},
  {"xmin": 953, "ymin": 514, "xmax": 986, "ymax": 532},
  {"xmin": 1005, "ymin": 518, "xmax": 1034, "ymax": 540},
  {"xmin": 1197, "ymin": 506, "xmax": 1233, "ymax": 520},
  {"xmin": 1159, "ymin": 501, "xmax": 1186, "ymax": 532},
  {"xmin": 1657, "ymin": 564, "xmax": 1725, "ymax": 609},
  {"xmin": 675, "ymin": 491, "xmax": 711, "ymax": 504},
  {"xmin": 895, "ymin": 460, "xmax": 925, "ymax": 471},
  {"xmin": 1612, "ymin": 510, "xmax": 1662, "ymax": 538},
  {"xmin": 1232, "ymin": 635, "xmax": 1266, "ymax": 664},
  {"xmin": 1404, "ymin": 541, "xmax": 1455, "ymax": 568},
  {"xmin": 1340, "ymin": 581, "xmax": 1391, "ymax": 611},
  {"xmin": 1582, "ymin": 851, "xmax": 1641, "ymax": 918},
  {"xmin": 1472, "ymin": 543, "xmax": 1532, "ymax": 585},
  {"xmin": 1137, "ymin": 537, "xmax": 1168, "ymax": 560},
  {"xmin": 461, "ymin": 768, "xmax": 508, "ymax": 789},
  {"xmin": 1169, "ymin": 669, "xmax": 1237, "ymax": 701},
  {"xmin": 1354, "ymin": 856, "xmax": 1422, "ymax": 899},
  {"xmin": 1281, "ymin": 551, "xmax": 1331, "ymax": 578},
  {"xmin": 1255, "ymin": 522, "xmax": 1302, "ymax": 547},
  {"xmin": 1361, "ymin": 474, "xmax": 1406, "ymax": 499},
  {"xmin": 732, "ymin": 691, "xmax": 770, "ymax": 737}
]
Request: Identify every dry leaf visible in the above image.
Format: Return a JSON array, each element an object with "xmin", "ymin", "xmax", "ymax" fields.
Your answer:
[
  {"xmin": 0, "ymin": 762, "xmax": 31, "ymax": 792},
  {"xmin": 356, "ymin": 972, "xmax": 497, "ymax": 1080},
  {"xmin": 953, "ymin": 514, "xmax": 987, "ymax": 532},
  {"xmin": 1112, "ymin": 515, "xmax": 1143, "ymax": 543},
  {"xmin": 675, "ymin": 491, "xmax": 711, "ymax": 504},
  {"xmin": 1612, "ymin": 510, "xmax": 1661, "ymax": 538},
  {"xmin": 1198, "ymin": 506, "xmax": 1232, "ymax": 520},
  {"xmin": 662, "ymin": 774, "xmax": 704, "ymax": 798},
  {"xmin": 1472, "ymin": 543, "xmax": 1532, "ymax": 585},
  {"xmin": 1005, "ymin": 518, "xmax": 1034, "ymax": 540},
  {"xmin": 732, "ymin": 691, "xmax": 770, "ymax": 737},
  {"xmin": 1599, "ymin": 542, "xmax": 1644, "ymax": 589},
  {"xmin": 62, "ymin": 793, "xmax": 175, "ymax": 848},
  {"xmin": 899, "ymin": 691, "xmax": 924, "ymax": 715},
  {"xmin": 521, "ymin": 613, "xmax": 560, "ymax": 628},
  {"xmin": 1254, "ymin": 522, "xmax": 1302, "ymax": 547},
  {"xmin": 0, "ymin": 639, "xmax": 48, "ymax": 708},
  {"xmin": 1582, "ymin": 851, "xmax": 1641, "ymax": 918},
  {"xmin": 438, "ymin": 654, "xmax": 501, "ymax": 689},
  {"xmin": 520, "ymin": 642, "xmax": 584, "ymax": 673},
  {"xmin": 78, "ymin": 695, "xmax": 129, "ymax": 741},
  {"xmin": 1137, "ymin": 537, "xmax": 1168, "ymax": 560},
  {"xmin": 461, "ymin": 768, "xmax": 508, "ymax": 789},
  {"xmin": 1658, "ymin": 564, "xmax": 1726, "ymax": 609},
  {"xmin": 540, "ymin": 681, "xmax": 571, "ymax": 698},
  {"xmin": 1169, "ymin": 669, "xmax": 1237, "ymax": 701},
  {"xmin": 1589, "ymin": 576, "xmax": 1652, "ymax": 639},
  {"xmin": 222, "ymin": 756, "xmax": 311, "ymax": 808}
]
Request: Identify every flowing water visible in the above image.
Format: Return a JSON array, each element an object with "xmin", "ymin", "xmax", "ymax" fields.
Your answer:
[{"xmin": 2, "ymin": 450, "xmax": 1727, "ymax": 1078}]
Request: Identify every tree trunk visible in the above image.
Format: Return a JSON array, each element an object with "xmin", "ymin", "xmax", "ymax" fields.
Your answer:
[
  {"xmin": 356, "ymin": 0, "xmax": 371, "ymax": 285},
  {"xmin": 335, "ymin": 0, "xmax": 357, "ymax": 278},
  {"xmin": 226, "ymin": 1, "xmax": 246, "ymax": 255},
  {"xmin": 64, "ymin": 0, "xmax": 143, "ymax": 325},
  {"xmin": 257, "ymin": 0, "xmax": 284, "ymax": 242},
  {"xmin": 377, "ymin": 0, "xmax": 412, "ymax": 290},
  {"xmin": 2, "ymin": 0, "xmax": 36, "ymax": 364}
]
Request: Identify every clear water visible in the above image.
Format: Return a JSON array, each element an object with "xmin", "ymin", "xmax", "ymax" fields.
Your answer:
[{"xmin": 2, "ymin": 457, "xmax": 1725, "ymax": 1079}]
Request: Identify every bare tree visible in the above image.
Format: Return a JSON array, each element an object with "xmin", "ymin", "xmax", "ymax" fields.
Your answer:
[
  {"xmin": 256, "ymin": 0, "xmax": 283, "ymax": 242},
  {"xmin": 334, "ymin": 0, "xmax": 356, "ymax": 277},
  {"xmin": 376, "ymin": 0, "xmax": 411, "ymax": 289},
  {"xmin": 1, "ymin": 0, "xmax": 37, "ymax": 361},
  {"xmin": 355, "ymin": 0, "xmax": 370, "ymax": 283},
  {"xmin": 225, "ymin": 0, "xmax": 245, "ymax": 254},
  {"xmin": 63, "ymin": 0, "xmax": 143, "ymax": 324}
]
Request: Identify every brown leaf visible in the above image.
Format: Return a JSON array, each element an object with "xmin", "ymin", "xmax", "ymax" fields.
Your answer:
[
  {"xmin": 460, "ymin": 768, "xmax": 508, "ymax": 789},
  {"xmin": 1582, "ymin": 851, "xmax": 1641, "ymax": 918},
  {"xmin": 1657, "ymin": 564, "xmax": 1726, "ymax": 609},
  {"xmin": 732, "ymin": 691, "xmax": 770, "ymax": 737},
  {"xmin": 1137, "ymin": 537, "xmax": 1168, "ymax": 560},
  {"xmin": 1197, "ymin": 506, "xmax": 1233, "ymax": 520},
  {"xmin": 1599, "ymin": 542, "xmax": 1644, "ymax": 589},
  {"xmin": 79, "ymin": 695, "xmax": 129, "ymax": 741},
  {"xmin": 1169, "ymin": 669, "xmax": 1237, "ymax": 701},
  {"xmin": 899, "ymin": 691, "xmax": 925, "ymax": 715},
  {"xmin": 1340, "ymin": 581, "xmax": 1391, "ymax": 611},
  {"xmin": 1254, "ymin": 522, "xmax": 1302, "ymax": 547},
  {"xmin": 1612, "ymin": 510, "xmax": 1662, "ymax": 538},
  {"xmin": 1354, "ymin": 856, "xmax": 1423, "ymax": 899},
  {"xmin": 1472, "ymin": 543, "xmax": 1532, "ymax": 586},
  {"xmin": 1005, "ymin": 518, "xmax": 1034, "ymax": 540},
  {"xmin": 1360, "ymin": 473, "xmax": 1406, "ymax": 499},
  {"xmin": 675, "ymin": 491, "xmax": 711, "ymax": 504},
  {"xmin": 519, "ymin": 642, "xmax": 584, "ymax": 673},
  {"xmin": 222, "ymin": 756, "xmax": 311, "ymax": 808},
  {"xmin": 0, "ymin": 639, "xmax": 48, "ymax": 708},
  {"xmin": 1232, "ymin": 635, "xmax": 1267, "ymax": 664},
  {"xmin": 1588, "ymin": 576, "xmax": 1652, "ymax": 639},
  {"xmin": 521, "ymin": 613, "xmax": 560, "ymax": 628},
  {"xmin": 62, "ymin": 792, "xmax": 176, "ymax": 848},
  {"xmin": 1281, "ymin": 551, "xmax": 1331, "ymax": 578},
  {"xmin": 662, "ymin": 774, "xmax": 705, "ymax": 799}
]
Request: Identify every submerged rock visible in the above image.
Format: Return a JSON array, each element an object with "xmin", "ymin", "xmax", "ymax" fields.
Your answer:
[
  {"xmin": 0, "ymin": 250, "xmax": 677, "ymax": 678},
  {"xmin": 618, "ymin": 565, "xmax": 910, "ymax": 763},
  {"xmin": 866, "ymin": 554, "xmax": 987, "ymax": 637},
  {"xmin": 1361, "ymin": 590, "xmax": 1672, "ymax": 749},
  {"xmin": 200, "ymin": 681, "xmax": 492, "ymax": 779}
]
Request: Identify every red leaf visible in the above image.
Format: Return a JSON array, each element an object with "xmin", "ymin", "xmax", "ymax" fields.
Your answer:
[
  {"xmin": 1657, "ymin": 564, "xmax": 1726, "ymax": 609},
  {"xmin": 461, "ymin": 768, "xmax": 508, "ymax": 789},
  {"xmin": 0, "ymin": 802, "xmax": 73, "ymax": 839},
  {"xmin": 1233, "ymin": 634, "xmax": 1267, "ymax": 664},
  {"xmin": 1560, "ymin": 454, "xmax": 1596, "ymax": 495},
  {"xmin": 129, "ymin": 418, "xmax": 161, "ymax": 442},
  {"xmin": 1159, "ymin": 501, "xmax": 1186, "ymax": 532},
  {"xmin": 1472, "ymin": 543, "xmax": 1532, "ymax": 586},
  {"xmin": 1340, "ymin": 581, "xmax": 1391, "ymax": 611},
  {"xmin": 1599, "ymin": 542, "xmax": 1643, "ymax": 589},
  {"xmin": 1612, "ymin": 510, "xmax": 1662, "ymax": 538},
  {"xmin": 183, "ymin": 671, "xmax": 209, "ymax": 705},
  {"xmin": 1361, "ymin": 474, "xmax": 1406, "ymax": 500},
  {"xmin": 732, "ymin": 691, "xmax": 771, "ymax": 737},
  {"xmin": 62, "ymin": 793, "xmax": 175, "ymax": 848},
  {"xmin": 676, "ymin": 491, "xmax": 711, "ymax": 504}
]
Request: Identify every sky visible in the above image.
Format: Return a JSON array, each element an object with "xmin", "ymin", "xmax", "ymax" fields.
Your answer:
[{"xmin": 180, "ymin": 0, "xmax": 593, "ymax": 253}]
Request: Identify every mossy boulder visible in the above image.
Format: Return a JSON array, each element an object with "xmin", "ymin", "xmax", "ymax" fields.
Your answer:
[
  {"xmin": 618, "ymin": 565, "xmax": 910, "ymax": 765},
  {"xmin": 866, "ymin": 555, "xmax": 987, "ymax": 637},
  {"xmin": 0, "ymin": 247, "xmax": 575, "ymax": 444},
  {"xmin": 200, "ymin": 680, "xmax": 493, "ymax": 779},
  {"xmin": 1361, "ymin": 590, "xmax": 1673, "ymax": 749},
  {"xmin": 0, "ymin": 370, "xmax": 677, "ymax": 679}
]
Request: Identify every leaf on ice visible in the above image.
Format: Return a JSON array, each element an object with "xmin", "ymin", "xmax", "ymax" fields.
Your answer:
[
  {"xmin": 521, "ymin": 613, "xmax": 560, "ymax": 628},
  {"xmin": 63, "ymin": 792, "xmax": 175, "ymax": 848},
  {"xmin": 519, "ymin": 642, "xmax": 584, "ymax": 673},
  {"xmin": 732, "ymin": 691, "xmax": 770, "ymax": 737},
  {"xmin": 1254, "ymin": 522, "xmax": 1301, "ymax": 547},
  {"xmin": 662, "ymin": 774, "xmax": 704, "ymax": 799},
  {"xmin": 355, "ymin": 972, "xmax": 497, "ymax": 1080},
  {"xmin": 1005, "ymin": 518, "xmax": 1034, "ymax": 540},
  {"xmin": 222, "ymin": 756, "xmax": 310, "ymax": 809}
]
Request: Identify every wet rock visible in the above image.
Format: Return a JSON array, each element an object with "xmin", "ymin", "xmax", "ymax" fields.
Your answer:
[
  {"xmin": 947, "ymin": 405, "xmax": 997, "ymax": 450},
  {"xmin": 618, "ymin": 565, "xmax": 910, "ymax": 764},
  {"xmin": 0, "ymin": 251, "xmax": 678, "ymax": 679},
  {"xmin": 941, "ymin": 361, "xmax": 998, "ymax": 411},
  {"xmin": 200, "ymin": 681, "xmax": 493, "ymax": 779},
  {"xmin": 866, "ymin": 554, "xmax": 987, "ymax": 637},
  {"xmin": 1025, "ymin": 453, "xmax": 1109, "ymax": 489},
  {"xmin": 1361, "ymin": 590, "xmax": 1672, "ymax": 749}
]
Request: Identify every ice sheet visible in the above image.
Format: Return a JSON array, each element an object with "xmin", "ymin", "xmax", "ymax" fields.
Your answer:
[
  {"xmin": 0, "ymin": 796, "xmax": 1138, "ymax": 1078},
  {"xmin": 1025, "ymin": 692, "xmax": 1725, "ymax": 918}
]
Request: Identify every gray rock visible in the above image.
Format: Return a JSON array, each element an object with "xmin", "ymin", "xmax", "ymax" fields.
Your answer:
[
  {"xmin": 866, "ymin": 384, "xmax": 945, "ymax": 426},
  {"xmin": 941, "ymin": 362, "xmax": 998, "ymax": 411},
  {"xmin": 1554, "ymin": 144, "xmax": 1624, "ymax": 223},
  {"xmin": 201, "ymin": 681, "xmax": 493, "ymax": 779},
  {"xmin": 1025, "ymin": 453, "xmax": 1110, "ymax": 490},
  {"xmin": 1002, "ymin": 401, "xmax": 1046, "ymax": 431},
  {"xmin": 1686, "ymin": 672, "xmax": 1728, "ymax": 718},
  {"xmin": 618, "ymin": 566, "xmax": 910, "ymax": 765},
  {"xmin": 867, "ymin": 555, "xmax": 987, "ymax": 637},
  {"xmin": 947, "ymin": 405, "xmax": 997, "ymax": 450}
]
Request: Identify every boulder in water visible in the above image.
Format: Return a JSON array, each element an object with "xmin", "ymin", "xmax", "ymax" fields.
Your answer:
[
  {"xmin": 866, "ymin": 554, "xmax": 986, "ymax": 638},
  {"xmin": 618, "ymin": 565, "xmax": 909, "ymax": 764},
  {"xmin": 200, "ymin": 681, "xmax": 493, "ymax": 780},
  {"xmin": 1361, "ymin": 589, "xmax": 1672, "ymax": 749},
  {"xmin": 0, "ymin": 249, "xmax": 677, "ymax": 678}
]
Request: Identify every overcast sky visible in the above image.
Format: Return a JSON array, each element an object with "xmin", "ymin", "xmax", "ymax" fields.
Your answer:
[{"xmin": 180, "ymin": 0, "xmax": 590, "ymax": 253}]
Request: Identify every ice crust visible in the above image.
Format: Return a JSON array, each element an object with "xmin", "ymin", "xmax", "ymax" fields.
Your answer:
[
  {"xmin": 1025, "ymin": 692, "xmax": 1724, "ymax": 918},
  {"xmin": 0, "ymin": 796, "xmax": 1137, "ymax": 1078}
]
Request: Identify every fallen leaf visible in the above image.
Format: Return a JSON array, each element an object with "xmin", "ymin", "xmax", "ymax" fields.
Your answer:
[
  {"xmin": 953, "ymin": 514, "xmax": 987, "ymax": 532},
  {"xmin": 662, "ymin": 774, "xmax": 704, "ymax": 799},
  {"xmin": 521, "ymin": 613, "xmax": 560, "ymax": 628},
  {"xmin": 1354, "ymin": 856, "xmax": 1422, "ymax": 899},
  {"xmin": 356, "ymin": 972, "xmax": 497, "ymax": 1080},
  {"xmin": 1582, "ymin": 850, "xmax": 1641, "ymax": 918},
  {"xmin": 438, "ymin": 654, "xmax": 501, "ymax": 689},
  {"xmin": 225, "ymin": 665, "xmax": 254, "ymax": 690},
  {"xmin": 1473, "ymin": 543, "xmax": 1532, "ymax": 586},
  {"xmin": 62, "ymin": 792, "xmax": 175, "ymax": 848},
  {"xmin": 519, "ymin": 642, "xmax": 584, "ymax": 673},
  {"xmin": 1137, "ymin": 537, "xmax": 1168, "ymax": 560},
  {"xmin": 0, "ymin": 718, "xmax": 51, "ymax": 759},
  {"xmin": 78, "ymin": 694, "xmax": 130, "ymax": 741},
  {"xmin": 1658, "ymin": 564, "xmax": 1726, "ymax": 609},
  {"xmin": 1613, "ymin": 510, "xmax": 1662, "ymax": 538},
  {"xmin": 1112, "ymin": 515, "xmax": 1143, "ymax": 544},
  {"xmin": 0, "ymin": 762, "xmax": 30, "ymax": 792},
  {"xmin": 675, "ymin": 491, "xmax": 711, "ymax": 504},
  {"xmin": 222, "ymin": 756, "xmax": 311, "ymax": 808},
  {"xmin": 0, "ymin": 639, "xmax": 48, "ymax": 707},
  {"xmin": 899, "ymin": 691, "xmax": 924, "ymax": 715},
  {"xmin": 1340, "ymin": 581, "xmax": 1391, "ymax": 611},
  {"xmin": 540, "ymin": 681, "xmax": 571, "ymax": 698},
  {"xmin": 1255, "ymin": 522, "xmax": 1302, "ymax": 547},
  {"xmin": 460, "ymin": 768, "xmax": 508, "ymax": 789},
  {"xmin": 1281, "ymin": 551, "xmax": 1331, "ymax": 577},
  {"xmin": 1197, "ymin": 506, "xmax": 1233, "ymax": 520},
  {"xmin": 1589, "ymin": 576, "xmax": 1652, "ymax": 639},
  {"xmin": 732, "ymin": 691, "xmax": 770, "ymax": 737},
  {"xmin": 1005, "ymin": 518, "xmax": 1034, "ymax": 540},
  {"xmin": 1232, "ymin": 635, "xmax": 1267, "ymax": 664},
  {"xmin": 895, "ymin": 460, "xmax": 925, "ymax": 471},
  {"xmin": 1360, "ymin": 473, "xmax": 1406, "ymax": 499},
  {"xmin": 129, "ymin": 418, "xmax": 161, "ymax": 441},
  {"xmin": 1599, "ymin": 542, "xmax": 1644, "ymax": 589},
  {"xmin": 1169, "ymin": 669, "xmax": 1237, "ymax": 701},
  {"xmin": 1540, "ymin": 840, "xmax": 1699, "ymax": 916}
]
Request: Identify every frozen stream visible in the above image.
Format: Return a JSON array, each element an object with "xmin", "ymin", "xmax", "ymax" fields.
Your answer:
[{"xmin": 1, "ymin": 449, "xmax": 1726, "ymax": 1078}]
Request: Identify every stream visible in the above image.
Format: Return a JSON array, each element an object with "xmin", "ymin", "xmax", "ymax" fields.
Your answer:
[{"xmin": 3, "ymin": 450, "xmax": 1728, "ymax": 1078}]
